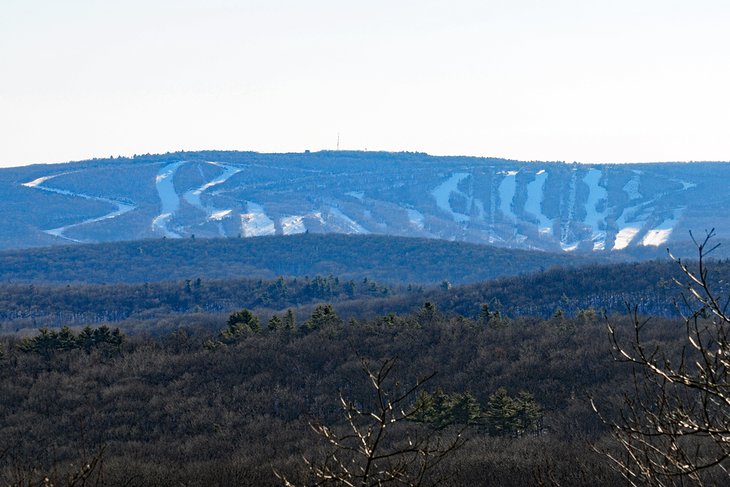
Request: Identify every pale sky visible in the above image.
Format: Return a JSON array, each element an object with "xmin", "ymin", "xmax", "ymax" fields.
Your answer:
[{"xmin": 1, "ymin": 0, "xmax": 729, "ymax": 167}]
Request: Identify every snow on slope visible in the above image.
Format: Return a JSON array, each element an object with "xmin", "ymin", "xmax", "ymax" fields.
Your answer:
[
  {"xmin": 406, "ymin": 208, "xmax": 425, "ymax": 230},
  {"xmin": 12, "ymin": 155, "xmax": 710, "ymax": 252},
  {"xmin": 498, "ymin": 171, "xmax": 517, "ymax": 221},
  {"xmin": 612, "ymin": 174, "xmax": 647, "ymax": 250},
  {"xmin": 525, "ymin": 170, "xmax": 552, "ymax": 236},
  {"xmin": 183, "ymin": 162, "xmax": 241, "ymax": 218},
  {"xmin": 22, "ymin": 172, "xmax": 136, "ymax": 242},
  {"xmin": 560, "ymin": 169, "xmax": 579, "ymax": 251},
  {"xmin": 432, "ymin": 173, "xmax": 471, "ymax": 223},
  {"xmin": 241, "ymin": 202, "xmax": 276, "ymax": 236},
  {"xmin": 583, "ymin": 169, "xmax": 608, "ymax": 251},
  {"xmin": 280, "ymin": 215, "xmax": 307, "ymax": 235},
  {"xmin": 641, "ymin": 211, "xmax": 681, "ymax": 247},
  {"xmin": 624, "ymin": 172, "xmax": 642, "ymax": 200},
  {"xmin": 152, "ymin": 161, "xmax": 185, "ymax": 238},
  {"xmin": 327, "ymin": 207, "xmax": 369, "ymax": 234}
]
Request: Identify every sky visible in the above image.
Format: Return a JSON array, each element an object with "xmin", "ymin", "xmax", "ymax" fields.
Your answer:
[{"xmin": 1, "ymin": 0, "xmax": 729, "ymax": 167}]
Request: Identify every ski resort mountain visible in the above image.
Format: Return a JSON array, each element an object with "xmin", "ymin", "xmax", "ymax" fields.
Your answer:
[{"xmin": 1, "ymin": 150, "xmax": 727, "ymax": 252}]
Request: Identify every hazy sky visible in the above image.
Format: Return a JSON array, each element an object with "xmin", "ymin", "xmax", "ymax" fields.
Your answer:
[{"xmin": 1, "ymin": 0, "xmax": 729, "ymax": 167}]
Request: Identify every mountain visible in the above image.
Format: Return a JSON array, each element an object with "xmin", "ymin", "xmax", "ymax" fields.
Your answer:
[{"xmin": 1, "ymin": 150, "xmax": 728, "ymax": 252}]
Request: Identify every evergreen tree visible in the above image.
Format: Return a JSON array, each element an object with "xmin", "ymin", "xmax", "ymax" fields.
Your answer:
[
  {"xmin": 19, "ymin": 328, "xmax": 59, "ymax": 358},
  {"xmin": 77, "ymin": 326, "xmax": 96, "ymax": 352},
  {"xmin": 56, "ymin": 326, "xmax": 77, "ymax": 351},
  {"xmin": 478, "ymin": 304, "xmax": 491, "ymax": 326},
  {"xmin": 485, "ymin": 387, "xmax": 518, "ymax": 436},
  {"xmin": 514, "ymin": 391, "xmax": 543, "ymax": 435},
  {"xmin": 221, "ymin": 309, "xmax": 261, "ymax": 343},
  {"xmin": 451, "ymin": 392, "xmax": 481, "ymax": 426},
  {"xmin": 268, "ymin": 314, "xmax": 283, "ymax": 332},
  {"xmin": 303, "ymin": 304, "xmax": 341, "ymax": 332},
  {"xmin": 283, "ymin": 309, "xmax": 296, "ymax": 331}
]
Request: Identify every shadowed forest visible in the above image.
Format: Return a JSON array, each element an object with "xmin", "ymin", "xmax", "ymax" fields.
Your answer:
[
  {"xmin": 2, "ymin": 235, "xmax": 730, "ymax": 485},
  {"xmin": 2, "ymin": 308, "xmax": 650, "ymax": 485}
]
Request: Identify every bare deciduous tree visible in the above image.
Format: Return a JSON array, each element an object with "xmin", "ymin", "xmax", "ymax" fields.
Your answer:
[
  {"xmin": 277, "ymin": 358, "xmax": 466, "ymax": 487},
  {"xmin": 595, "ymin": 230, "xmax": 730, "ymax": 486}
]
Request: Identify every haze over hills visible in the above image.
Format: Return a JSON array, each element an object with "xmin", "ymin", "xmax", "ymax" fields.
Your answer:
[{"xmin": 1, "ymin": 150, "xmax": 727, "ymax": 252}]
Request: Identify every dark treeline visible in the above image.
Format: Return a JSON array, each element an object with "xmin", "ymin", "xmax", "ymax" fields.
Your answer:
[
  {"xmin": 333, "ymin": 257, "xmax": 730, "ymax": 319},
  {"xmin": 0, "ymin": 234, "xmax": 594, "ymax": 285},
  {"xmin": 0, "ymin": 305, "xmax": 688, "ymax": 486},
  {"xmin": 0, "ymin": 275, "xmax": 401, "ymax": 332},
  {"xmin": 4, "ymin": 258, "xmax": 729, "ymax": 333}
]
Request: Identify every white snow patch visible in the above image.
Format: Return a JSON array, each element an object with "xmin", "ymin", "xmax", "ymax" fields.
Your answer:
[
  {"xmin": 583, "ymin": 169, "xmax": 608, "ymax": 250},
  {"xmin": 183, "ymin": 162, "xmax": 241, "ymax": 231},
  {"xmin": 327, "ymin": 207, "xmax": 369, "ymax": 234},
  {"xmin": 592, "ymin": 237, "xmax": 606, "ymax": 251},
  {"xmin": 612, "ymin": 172, "xmax": 654, "ymax": 250},
  {"xmin": 431, "ymin": 173, "xmax": 471, "ymax": 223},
  {"xmin": 498, "ymin": 171, "xmax": 517, "ymax": 221},
  {"xmin": 22, "ymin": 171, "xmax": 137, "ymax": 241},
  {"xmin": 560, "ymin": 242, "xmax": 580, "ymax": 252},
  {"xmin": 22, "ymin": 175, "xmax": 58, "ymax": 188},
  {"xmin": 641, "ymin": 211, "xmax": 681, "ymax": 247},
  {"xmin": 642, "ymin": 228, "xmax": 673, "ymax": 247},
  {"xmin": 613, "ymin": 203, "xmax": 654, "ymax": 251},
  {"xmin": 311, "ymin": 212, "xmax": 325, "ymax": 224},
  {"xmin": 280, "ymin": 215, "xmax": 307, "ymax": 235},
  {"xmin": 152, "ymin": 161, "xmax": 185, "ymax": 238},
  {"xmin": 677, "ymin": 180, "xmax": 697, "ymax": 190},
  {"xmin": 183, "ymin": 162, "xmax": 241, "ymax": 209},
  {"xmin": 210, "ymin": 210, "xmax": 232, "ymax": 221},
  {"xmin": 525, "ymin": 170, "xmax": 552, "ymax": 236},
  {"xmin": 241, "ymin": 202, "xmax": 276, "ymax": 237},
  {"xmin": 560, "ymin": 169, "xmax": 579, "ymax": 250},
  {"xmin": 614, "ymin": 227, "xmax": 641, "ymax": 251},
  {"xmin": 406, "ymin": 209, "xmax": 425, "ymax": 230}
]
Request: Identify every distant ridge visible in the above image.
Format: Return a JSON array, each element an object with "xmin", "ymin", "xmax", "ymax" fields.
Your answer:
[{"xmin": 1, "ymin": 150, "xmax": 729, "ymax": 252}]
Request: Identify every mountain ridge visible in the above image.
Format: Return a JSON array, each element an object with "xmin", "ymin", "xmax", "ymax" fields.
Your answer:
[{"xmin": 2, "ymin": 150, "xmax": 728, "ymax": 252}]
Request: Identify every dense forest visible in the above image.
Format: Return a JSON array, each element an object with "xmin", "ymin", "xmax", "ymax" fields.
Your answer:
[
  {"xmin": 0, "ymin": 307, "xmax": 675, "ymax": 486},
  {"xmin": 2, "ymin": 256, "xmax": 728, "ymax": 334},
  {"xmin": 2, "ymin": 230, "xmax": 729, "ymax": 485},
  {"xmin": 0, "ymin": 234, "xmax": 597, "ymax": 285}
]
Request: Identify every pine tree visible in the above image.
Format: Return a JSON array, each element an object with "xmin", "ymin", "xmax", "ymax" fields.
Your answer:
[
  {"xmin": 451, "ymin": 392, "xmax": 481, "ymax": 426},
  {"xmin": 514, "ymin": 391, "xmax": 543, "ymax": 435},
  {"xmin": 221, "ymin": 309, "xmax": 261, "ymax": 343},
  {"xmin": 303, "ymin": 304, "xmax": 341, "ymax": 332},
  {"xmin": 485, "ymin": 387, "xmax": 518, "ymax": 436},
  {"xmin": 268, "ymin": 314, "xmax": 283, "ymax": 332},
  {"xmin": 56, "ymin": 326, "xmax": 77, "ymax": 351},
  {"xmin": 283, "ymin": 309, "xmax": 296, "ymax": 331}
]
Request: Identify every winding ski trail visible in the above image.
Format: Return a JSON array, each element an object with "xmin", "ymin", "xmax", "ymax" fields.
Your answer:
[{"xmin": 22, "ymin": 173, "xmax": 136, "ymax": 242}]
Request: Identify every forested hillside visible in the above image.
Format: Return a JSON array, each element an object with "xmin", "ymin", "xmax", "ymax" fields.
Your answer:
[
  {"xmin": 332, "ymin": 257, "xmax": 730, "ymax": 319},
  {"xmin": 3, "ymin": 254, "xmax": 726, "ymax": 333},
  {"xmin": 0, "ymin": 309, "xmax": 668, "ymax": 486},
  {"xmin": 0, "ymin": 234, "xmax": 593, "ymax": 284}
]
